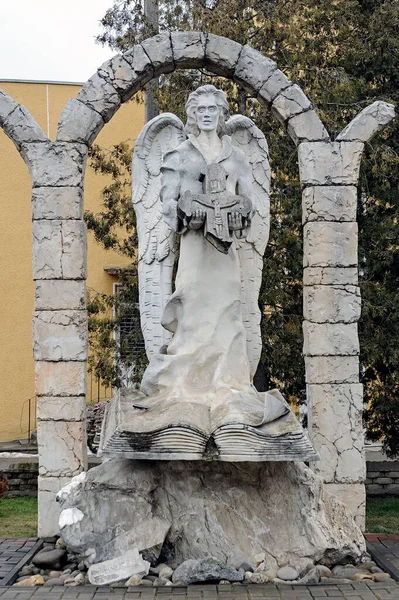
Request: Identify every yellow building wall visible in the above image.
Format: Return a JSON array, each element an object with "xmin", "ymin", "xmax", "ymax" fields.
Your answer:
[{"xmin": 0, "ymin": 80, "xmax": 144, "ymax": 442}]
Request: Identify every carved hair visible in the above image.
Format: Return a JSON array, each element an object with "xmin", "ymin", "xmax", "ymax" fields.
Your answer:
[{"xmin": 185, "ymin": 85, "xmax": 230, "ymax": 136}]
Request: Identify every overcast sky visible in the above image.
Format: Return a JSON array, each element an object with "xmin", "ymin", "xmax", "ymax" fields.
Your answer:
[{"xmin": 0, "ymin": 0, "xmax": 116, "ymax": 82}]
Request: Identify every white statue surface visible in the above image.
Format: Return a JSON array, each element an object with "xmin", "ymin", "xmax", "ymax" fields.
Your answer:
[{"xmin": 100, "ymin": 85, "xmax": 317, "ymax": 461}]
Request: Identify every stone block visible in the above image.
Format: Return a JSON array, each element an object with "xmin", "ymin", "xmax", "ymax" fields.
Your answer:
[
  {"xmin": 122, "ymin": 44, "xmax": 154, "ymax": 86},
  {"xmin": 234, "ymin": 45, "xmax": 276, "ymax": 93},
  {"xmin": 35, "ymin": 280, "xmax": 86, "ymax": 311},
  {"xmin": 205, "ymin": 34, "xmax": 242, "ymax": 76},
  {"xmin": 375, "ymin": 477, "xmax": 393, "ymax": 484},
  {"xmin": 386, "ymin": 483, "xmax": 399, "ymax": 494},
  {"xmin": 304, "ymin": 285, "xmax": 361, "ymax": 323},
  {"xmin": 21, "ymin": 142, "xmax": 87, "ymax": 188},
  {"xmin": 271, "ymin": 85, "xmax": 312, "ymax": 124},
  {"xmin": 141, "ymin": 33, "xmax": 174, "ymax": 76},
  {"xmin": 298, "ymin": 141, "xmax": 364, "ymax": 186},
  {"xmin": 302, "ymin": 186, "xmax": 357, "ymax": 223},
  {"xmin": 303, "ymin": 322, "xmax": 359, "ymax": 356},
  {"xmin": 61, "ymin": 220, "xmax": 87, "ymax": 279},
  {"xmin": 56, "ymin": 99, "xmax": 104, "ymax": 145},
  {"xmin": 171, "ymin": 31, "xmax": 206, "ymax": 68},
  {"xmin": 76, "ymin": 72, "xmax": 121, "ymax": 123},
  {"xmin": 303, "ymin": 222, "xmax": 358, "ymax": 268},
  {"xmin": 98, "ymin": 55, "xmax": 142, "ymax": 102},
  {"xmin": 0, "ymin": 89, "xmax": 18, "ymax": 125},
  {"xmin": 35, "ymin": 361, "xmax": 86, "ymax": 396},
  {"xmin": 307, "ymin": 383, "xmax": 365, "ymax": 484},
  {"xmin": 38, "ymin": 476, "xmax": 72, "ymax": 537},
  {"xmin": 32, "ymin": 220, "xmax": 62, "ymax": 279},
  {"xmin": 366, "ymin": 471, "xmax": 379, "ymax": 478},
  {"xmin": 3, "ymin": 105, "xmax": 48, "ymax": 148},
  {"xmin": 337, "ymin": 101, "xmax": 395, "ymax": 143},
  {"xmin": 37, "ymin": 420, "xmax": 87, "ymax": 477},
  {"xmin": 303, "ymin": 266, "xmax": 358, "ymax": 286},
  {"xmin": 287, "ymin": 110, "xmax": 330, "ymax": 145},
  {"xmin": 37, "ymin": 396, "xmax": 86, "ymax": 421},
  {"xmin": 32, "ymin": 186, "xmax": 83, "ymax": 220},
  {"xmin": 257, "ymin": 69, "xmax": 291, "ymax": 104},
  {"xmin": 304, "ymin": 356, "xmax": 359, "ymax": 384},
  {"xmin": 325, "ymin": 483, "xmax": 365, "ymax": 531},
  {"xmin": 366, "ymin": 483, "xmax": 385, "ymax": 495},
  {"xmin": 387, "ymin": 471, "xmax": 399, "ymax": 478},
  {"xmin": 32, "ymin": 310, "xmax": 87, "ymax": 361}
]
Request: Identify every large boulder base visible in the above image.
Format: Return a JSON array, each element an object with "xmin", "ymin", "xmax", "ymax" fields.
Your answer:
[{"xmin": 57, "ymin": 459, "xmax": 365, "ymax": 571}]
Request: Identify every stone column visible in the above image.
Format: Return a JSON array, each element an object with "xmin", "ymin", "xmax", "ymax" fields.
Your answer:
[
  {"xmin": 26, "ymin": 143, "xmax": 88, "ymax": 537},
  {"xmin": 299, "ymin": 102, "xmax": 395, "ymax": 529}
]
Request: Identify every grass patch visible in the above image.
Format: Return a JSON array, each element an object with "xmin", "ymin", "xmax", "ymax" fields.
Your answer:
[
  {"xmin": 366, "ymin": 496, "xmax": 399, "ymax": 534},
  {"xmin": 0, "ymin": 497, "xmax": 37, "ymax": 537}
]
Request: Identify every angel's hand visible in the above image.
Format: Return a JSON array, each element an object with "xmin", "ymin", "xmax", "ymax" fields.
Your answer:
[
  {"xmin": 189, "ymin": 209, "xmax": 206, "ymax": 230},
  {"xmin": 228, "ymin": 211, "xmax": 243, "ymax": 231}
]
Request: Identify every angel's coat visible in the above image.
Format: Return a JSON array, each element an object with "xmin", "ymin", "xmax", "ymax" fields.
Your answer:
[{"xmin": 140, "ymin": 135, "xmax": 268, "ymax": 426}]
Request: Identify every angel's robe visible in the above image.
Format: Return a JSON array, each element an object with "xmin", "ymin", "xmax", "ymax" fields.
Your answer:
[{"xmin": 140, "ymin": 134, "xmax": 271, "ymax": 427}]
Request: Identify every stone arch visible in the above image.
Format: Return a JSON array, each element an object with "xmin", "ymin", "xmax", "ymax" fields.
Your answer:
[
  {"xmin": 0, "ymin": 31, "xmax": 395, "ymax": 536},
  {"xmin": 56, "ymin": 32, "xmax": 330, "ymax": 147}
]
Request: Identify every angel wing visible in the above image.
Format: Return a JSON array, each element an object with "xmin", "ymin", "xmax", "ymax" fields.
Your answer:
[
  {"xmin": 226, "ymin": 115, "xmax": 271, "ymax": 379},
  {"xmin": 132, "ymin": 113, "xmax": 185, "ymax": 359}
]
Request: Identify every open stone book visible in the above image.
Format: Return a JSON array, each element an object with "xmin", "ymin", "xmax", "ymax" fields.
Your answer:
[{"xmin": 99, "ymin": 389, "xmax": 318, "ymax": 462}]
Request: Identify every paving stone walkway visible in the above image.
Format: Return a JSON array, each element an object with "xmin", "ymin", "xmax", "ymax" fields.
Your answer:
[
  {"xmin": 366, "ymin": 534, "xmax": 399, "ymax": 582},
  {"xmin": 0, "ymin": 540, "xmax": 42, "ymax": 587},
  {"xmin": 0, "ymin": 582, "xmax": 398, "ymax": 600}
]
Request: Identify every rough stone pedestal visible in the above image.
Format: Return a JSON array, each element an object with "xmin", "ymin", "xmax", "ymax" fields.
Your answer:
[{"xmin": 57, "ymin": 459, "xmax": 365, "ymax": 572}]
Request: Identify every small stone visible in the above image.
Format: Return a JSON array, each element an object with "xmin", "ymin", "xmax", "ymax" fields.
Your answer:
[
  {"xmin": 237, "ymin": 562, "xmax": 253, "ymax": 573},
  {"xmin": 141, "ymin": 579, "xmax": 154, "ymax": 587},
  {"xmin": 373, "ymin": 572, "xmax": 394, "ymax": 582},
  {"xmin": 247, "ymin": 572, "xmax": 271, "ymax": 584},
  {"xmin": 172, "ymin": 580, "xmax": 185, "ymax": 586},
  {"xmin": 254, "ymin": 561, "xmax": 265, "ymax": 572},
  {"xmin": 361, "ymin": 561, "xmax": 376, "ymax": 570},
  {"xmin": 88, "ymin": 549, "xmax": 150, "ymax": 586},
  {"xmin": 31, "ymin": 567, "xmax": 40, "ymax": 575},
  {"xmin": 370, "ymin": 566, "xmax": 383, "ymax": 573},
  {"xmin": 42, "ymin": 543, "xmax": 55, "ymax": 549},
  {"xmin": 40, "ymin": 570, "xmax": 46, "ymax": 576},
  {"xmin": 125, "ymin": 574, "xmax": 144, "ymax": 586},
  {"xmin": 315, "ymin": 565, "xmax": 332, "ymax": 577},
  {"xmin": 48, "ymin": 570, "xmax": 62, "ymax": 578},
  {"xmin": 44, "ymin": 578, "xmax": 64, "ymax": 586},
  {"xmin": 78, "ymin": 561, "xmax": 86, "ymax": 571},
  {"xmin": 145, "ymin": 575, "xmax": 157, "ymax": 582},
  {"xmin": 74, "ymin": 573, "xmax": 85, "ymax": 585},
  {"xmin": 153, "ymin": 576, "xmax": 170, "ymax": 586},
  {"xmin": 32, "ymin": 549, "xmax": 67, "ymax": 570},
  {"xmin": 56, "ymin": 537, "xmax": 66, "ymax": 549},
  {"xmin": 219, "ymin": 580, "xmax": 230, "ymax": 584},
  {"xmin": 20, "ymin": 565, "xmax": 35, "ymax": 576},
  {"xmin": 158, "ymin": 564, "xmax": 173, "ymax": 579},
  {"xmin": 63, "ymin": 569, "xmax": 72, "ymax": 575},
  {"xmin": 352, "ymin": 572, "xmax": 374, "ymax": 581},
  {"xmin": 71, "ymin": 570, "xmax": 80, "ymax": 577},
  {"xmin": 64, "ymin": 563, "xmax": 77, "ymax": 570},
  {"xmin": 14, "ymin": 575, "xmax": 45, "ymax": 586},
  {"xmin": 63, "ymin": 578, "xmax": 77, "ymax": 586},
  {"xmin": 276, "ymin": 566, "xmax": 299, "ymax": 581},
  {"xmin": 297, "ymin": 567, "xmax": 320, "ymax": 584},
  {"xmin": 320, "ymin": 576, "xmax": 352, "ymax": 584},
  {"xmin": 43, "ymin": 537, "xmax": 58, "ymax": 543},
  {"xmin": 16, "ymin": 576, "xmax": 31, "ymax": 583},
  {"xmin": 332, "ymin": 566, "xmax": 362, "ymax": 579}
]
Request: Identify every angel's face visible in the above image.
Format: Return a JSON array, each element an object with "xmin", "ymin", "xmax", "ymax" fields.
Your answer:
[{"xmin": 196, "ymin": 94, "xmax": 219, "ymax": 133}]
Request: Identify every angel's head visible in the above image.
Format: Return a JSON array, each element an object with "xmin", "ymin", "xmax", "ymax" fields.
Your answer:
[{"xmin": 185, "ymin": 85, "xmax": 230, "ymax": 137}]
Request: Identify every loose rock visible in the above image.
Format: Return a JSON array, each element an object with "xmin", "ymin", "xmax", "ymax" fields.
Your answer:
[
  {"xmin": 43, "ymin": 578, "xmax": 64, "ymax": 586},
  {"xmin": 13, "ymin": 575, "xmax": 45, "ymax": 587},
  {"xmin": 246, "ymin": 572, "xmax": 271, "ymax": 584},
  {"xmin": 158, "ymin": 564, "xmax": 173, "ymax": 579},
  {"xmin": 88, "ymin": 548, "xmax": 150, "ymax": 586},
  {"xmin": 276, "ymin": 566, "xmax": 299, "ymax": 581},
  {"xmin": 315, "ymin": 565, "xmax": 332, "ymax": 577},
  {"xmin": 352, "ymin": 572, "xmax": 373, "ymax": 581},
  {"xmin": 32, "ymin": 549, "xmax": 67, "ymax": 570},
  {"xmin": 373, "ymin": 572, "xmax": 395, "ymax": 582},
  {"xmin": 125, "ymin": 574, "xmax": 144, "ymax": 586},
  {"xmin": 172, "ymin": 558, "xmax": 243, "ymax": 585}
]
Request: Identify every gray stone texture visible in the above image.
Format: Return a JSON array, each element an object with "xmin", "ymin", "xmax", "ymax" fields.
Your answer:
[
  {"xmin": 35, "ymin": 280, "xmax": 86, "ymax": 311},
  {"xmin": 38, "ymin": 476, "xmax": 72, "ymax": 538},
  {"xmin": 2, "ymin": 105, "xmax": 48, "ymax": 148},
  {"xmin": 76, "ymin": 72, "xmax": 121, "ymax": 123},
  {"xmin": 37, "ymin": 396, "xmax": 86, "ymax": 422},
  {"xmin": 257, "ymin": 69, "xmax": 291, "ymax": 104},
  {"xmin": 32, "ymin": 187, "xmax": 83, "ymax": 220},
  {"xmin": 58, "ymin": 459, "xmax": 365, "ymax": 572},
  {"xmin": 122, "ymin": 44, "xmax": 154, "ymax": 87},
  {"xmin": 35, "ymin": 361, "xmax": 86, "ymax": 397},
  {"xmin": 140, "ymin": 33, "xmax": 174, "ymax": 76},
  {"xmin": 234, "ymin": 45, "xmax": 276, "ymax": 93},
  {"xmin": 171, "ymin": 31, "xmax": 206, "ymax": 68},
  {"xmin": 37, "ymin": 420, "xmax": 87, "ymax": 477},
  {"xmin": 0, "ymin": 88, "xmax": 19, "ymax": 125},
  {"xmin": 56, "ymin": 99, "xmax": 104, "ymax": 145},
  {"xmin": 98, "ymin": 55, "xmax": 142, "ymax": 102},
  {"xmin": 337, "ymin": 101, "xmax": 395, "ymax": 142},
  {"xmin": 205, "ymin": 34, "xmax": 242, "ymax": 76},
  {"xmin": 302, "ymin": 186, "xmax": 357, "ymax": 223},
  {"xmin": 303, "ymin": 322, "xmax": 360, "ymax": 356},
  {"xmin": 298, "ymin": 141, "xmax": 364, "ymax": 186},
  {"xmin": 303, "ymin": 222, "xmax": 358, "ymax": 268},
  {"xmin": 172, "ymin": 559, "xmax": 243, "ymax": 585},
  {"xmin": 325, "ymin": 483, "xmax": 366, "ymax": 529},
  {"xmin": 304, "ymin": 285, "xmax": 361, "ymax": 323},
  {"xmin": 307, "ymin": 383, "xmax": 365, "ymax": 485},
  {"xmin": 32, "ymin": 310, "xmax": 88, "ymax": 361},
  {"xmin": 21, "ymin": 142, "xmax": 87, "ymax": 188},
  {"xmin": 32, "ymin": 220, "xmax": 86, "ymax": 280},
  {"xmin": 304, "ymin": 355, "xmax": 359, "ymax": 384},
  {"xmin": 287, "ymin": 110, "xmax": 330, "ymax": 145},
  {"xmin": 303, "ymin": 266, "xmax": 358, "ymax": 286},
  {"xmin": 271, "ymin": 84, "xmax": 312, "ymax": 124}
]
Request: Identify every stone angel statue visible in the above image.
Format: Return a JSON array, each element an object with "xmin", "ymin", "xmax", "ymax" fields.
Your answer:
[{"xmin": 100, "ymin": 85, "xmax": 317, "ymax": 462}]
